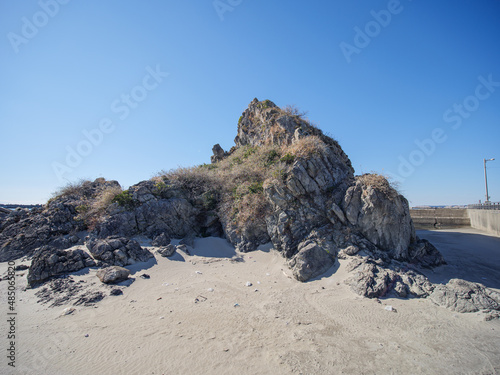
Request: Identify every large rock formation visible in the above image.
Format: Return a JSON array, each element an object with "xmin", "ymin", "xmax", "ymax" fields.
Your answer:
[{"xmin": 1, "ymin": 98, "xmax": 498, "ymax": 314}]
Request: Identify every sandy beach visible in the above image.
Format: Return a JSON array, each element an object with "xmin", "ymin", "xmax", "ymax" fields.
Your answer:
[{"xmin": 1, "ymin": 229, "xmax": 499, "ymax": 375}]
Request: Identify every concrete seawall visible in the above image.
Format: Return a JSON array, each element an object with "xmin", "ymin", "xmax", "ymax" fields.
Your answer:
[
  {"xmin": 410, "ymin": 208, "xmax": 470, "ymax": 229},
  {"xmin": 468, "ymin": 209, "xmax": 500, "ymax": 237},
  {"xmin": 410, "ymin": 208, "xmax": 499, "ymax": 237}
]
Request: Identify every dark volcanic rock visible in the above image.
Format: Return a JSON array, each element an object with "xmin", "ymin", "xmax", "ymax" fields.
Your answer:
[
  {"xmin": 27, "ymin": 247, "xmax": 96, "ymax": 287},
  {"xmin": 74, "ymin": 291, "xmax": 105, "ymax": 306},
  {"xmin": 264, "ymin": 143, "xmax": 354, "ymax": 261},
  {"xmin": 0, "ymin": 178, "xmax": 119, "ymax": 261},
  {"xmin": 92, "ymin": 180, "xmax": 200, "ymax": 240},
  {"xmin": 211, "ymin": 144, "xmax": 227, "ymax": 163},
  {"xmin": 152, "ymin": 233, "xmax": 170, "ymax": 247},
  {"xmin": 110, "ymin": 288, "xmax": 123, "ymax": 296},
  {"xmin": 86, "ymin": 236, "xmax": 153, "ymax": 266},
  {"xmin": 408, "ymin": 238, "xmax": 446, "ymax": 268},
  {"xmin": 157, "ymin": 244, "xmax": 176, "ymax": 257},
  {"xmin": 35, "ymin": 277, "xmax": 84, "ymax": 306}
]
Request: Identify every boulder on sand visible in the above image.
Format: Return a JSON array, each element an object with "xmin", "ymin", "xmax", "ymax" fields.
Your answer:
[{"xmin": 96, "ymin": 266, "xmax": 130, "ymax": 284}]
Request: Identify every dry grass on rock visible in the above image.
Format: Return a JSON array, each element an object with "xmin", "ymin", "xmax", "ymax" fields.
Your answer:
[{"xmin": 358, "ymin": 173, "xmax": 400, "ymax": 200}]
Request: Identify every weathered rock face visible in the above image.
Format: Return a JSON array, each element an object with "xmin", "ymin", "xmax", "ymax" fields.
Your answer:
[
  {"xmin": 288, "ymin": 240, "xmax": 335, "ymax": 282},
  {"xmin": 407, "ymin": 238, "xmax": 446, "ymax": 268},
  {"xmin": 152, "ymin": 233, "xmax": 170, "ymax": 247},
  {"xmin": 86, "ymin": 236, "xmax": 152, "ymax": 267},
  {"xmin": 343, "ymin": 175, "xmax": 416, "ymax": 259},
  {"xmin": 345, "ymin": 258, "xmax": 435, "ymax": 298},
  {"xmin": 0, "ymin": 207, "xmax": 11, "ymax": 221},
  {"xmin": 91, "ymin": 180, "xmax": 203, "ymax": 240},
  {"xmin": 430, "ymin": 279, "xmax": 500, "ymax": 313},
  {"xmin": 221, "ymin": 215, "xmax": 271, "ymax": 254},
  {"xmin": 234, "ymin": 98, "xmax": 341, "ymax": 149},
  {"xmin": 0, "ymin": 178, "xmax": 120, "ymax": 262},
  {"xmin": 264, "ymin": 142, "xmax": 354, "ymax": 261},
  {"xmin": 343, "ymin": 175, "xmax": 416, "ymax": 260},
  {"xmin": 28, "ymin": 247, "xmax": 96, "ymax": 286},
  {"xmin": 211, "ymin": 144, "xmax": 227, "ymax": 164},
  {"xmin": 96, "ymin": 266, "xmax": 130, "ymax": 284},
  {"xmin": 157, "ymin": 244, "xmax": 176, "ymax": 257}
]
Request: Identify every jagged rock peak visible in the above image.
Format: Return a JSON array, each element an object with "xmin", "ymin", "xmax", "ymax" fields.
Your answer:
[
  {"xmin": 212, "ymin": 98, "xmax": 350, "ymax": 167},
  {"xmin": 234, "ymin": 98, "xmax": 337, "ymax": 148}
]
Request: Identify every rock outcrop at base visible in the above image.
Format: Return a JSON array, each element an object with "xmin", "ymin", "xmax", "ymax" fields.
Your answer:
[
  {"xmin": 157, "ymin": 244, "xmax": 176, "ymax": 257},
  {"xmin": 429, "ymin": 279, "xmax": 500, "ymax": 313},
  {"xmin": 288, "ymin": 240, "xmax": 335, "ymax": 282},
  {"xmin": 28, "ymin": 247, "xmax": 96, "ymax": 286},
  {"xmin": 345, "ymin": 258, "xmax": 435, "ymax": 299},
  {"xmin": 2, "ymin": 98, "xmax": 498, "ymax": 314},
  {"xmin": 86, "ymin": 236, "xmax": 153, "ymax": 266},
  {"xmin": 0, "ymin": 179, "xmax": 120, "ymax": 262}
]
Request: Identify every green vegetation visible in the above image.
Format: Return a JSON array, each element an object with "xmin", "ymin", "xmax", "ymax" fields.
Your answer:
[
  {"xmin": 111, "ymin": 190, "xmax": 137, "ymax": 209},
  {"xmin": 265, "ymin": 149, "xmax": 280, "ymax": 166},
  {"xmin": 201, "ymin": 190, "xmax": 218, "ymax": 210},
  {"xmin": 261, "ymin": 99, "xmax": 273, "ymax": 109},
  {"xmin": 242, "ymin": 146, "xmax": 257, "ymax": 159},
  {"xmin": 280, "ymin": 153, "xmax": 295, "ymax": 164},
  {"xmin": 248, "ymin": 181, "xmax": 263, "ymax": 194},
  {"xmin": 75, "ymin": 204, "xmax": 89, "ymax": 213},
  {"xmin": 231, "ymin": 157, "xmax": 242, "ymax": 165},
  {"xmin": 199, "ymin": 163, "xmax": 218, "ymax": 171},
  {"xmin": 52, "ymin": 182, "xmax": 125, "ymax": 229},
  {"xmin": 157, "ymin": 133, "xmax": 328, "ymax": 234}
]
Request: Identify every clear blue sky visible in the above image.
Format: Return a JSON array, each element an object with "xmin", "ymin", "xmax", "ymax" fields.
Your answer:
[{"xmin": 1, "ymin": 0, "xmax": 499, "ymax": 206}]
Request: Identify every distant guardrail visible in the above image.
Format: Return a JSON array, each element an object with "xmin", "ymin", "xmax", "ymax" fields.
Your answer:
[{"xmin": 468, "ymin": 202, "xmax": 500, "ymax": 210}]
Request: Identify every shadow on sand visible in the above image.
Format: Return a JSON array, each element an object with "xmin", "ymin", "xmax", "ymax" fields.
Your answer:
[
  {"xmin": 416, "ymin": 229, "xmax": 500, "ymax": 289},
  {"xmin": 189, "ymin": 237, "xmax": 238, "ymax": 258},
  {"xmin": 307, "ymin": 260, "xmax": 341, "ymax": 283},
  {"xmin": 127, "ymin": 257, "xmax": 158, "ymax": 275}
]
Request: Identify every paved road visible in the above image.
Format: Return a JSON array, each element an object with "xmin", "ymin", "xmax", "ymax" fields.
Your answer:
[{"xmin": 417, "ymin": 228, "xmax": 500, "ymax": 290}]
